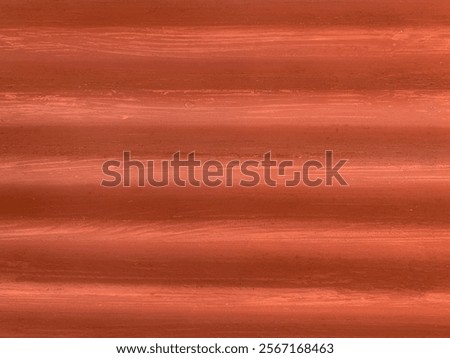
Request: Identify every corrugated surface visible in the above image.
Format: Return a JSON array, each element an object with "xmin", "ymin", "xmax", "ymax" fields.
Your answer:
[{"xmin": 0, "ymin": 0, "xmax": 449, "ymax": 337}]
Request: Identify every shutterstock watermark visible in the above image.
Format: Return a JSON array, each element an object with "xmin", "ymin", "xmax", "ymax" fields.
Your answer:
[{"xmin": 101, "ymin": 151, "xmax": 348, "ymax": 188}]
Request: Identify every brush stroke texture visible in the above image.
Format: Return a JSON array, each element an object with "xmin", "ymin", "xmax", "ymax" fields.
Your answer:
[{"xmin": 0, "ymin": 0, "xmax": 449, "ymax": 337}]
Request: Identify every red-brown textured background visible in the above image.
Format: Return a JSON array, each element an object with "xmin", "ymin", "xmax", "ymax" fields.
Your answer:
[{"xmin": 0, "ymin": 0, "xmax": 449, "ymax": 337}]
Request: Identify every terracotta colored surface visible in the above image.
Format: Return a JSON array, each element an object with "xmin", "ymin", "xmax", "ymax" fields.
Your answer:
[{"xmin": 0, "ymin": 0, "xmax": 449, "ymax": 337}]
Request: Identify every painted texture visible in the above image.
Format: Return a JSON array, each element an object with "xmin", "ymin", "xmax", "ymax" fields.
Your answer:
[{"xmin": 0, "ymin": 0, "xmax": 449, "ymax": 337}]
